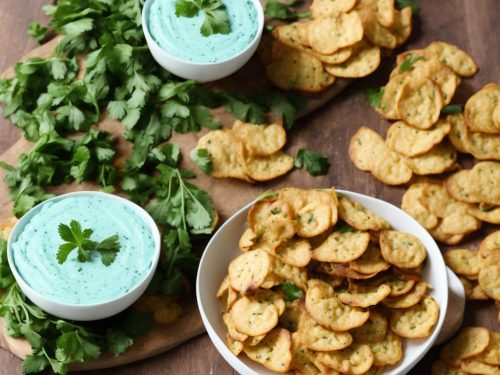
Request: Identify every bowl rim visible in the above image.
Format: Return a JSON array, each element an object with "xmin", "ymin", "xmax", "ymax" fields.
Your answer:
[
  {"xmin": 141, "ymin": 0, "xmax": 265, "ymax": 67},
  {"xmin": 196, "ymin": 189, "xmax": 449, "ymax": 375},
  {"xmin": 7, "ymin": 190, "xmax": 162, "ymax": 309}
]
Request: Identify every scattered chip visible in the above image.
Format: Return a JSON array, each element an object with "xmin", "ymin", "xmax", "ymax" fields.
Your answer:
[
  {"xmin": 465, "ymin": 83, "xmax": 500, "ymax": 134},
  {"xmin": 440, "ymin": 326, "xmax": 490, "ymax": 366},
  {"xmin": 444, "ymin": 249, "xmax": 480, "ymax": 278},
  {"xmin": 310, "ymin": 0, "xmax": 357, "ymax": 18},
  {"xmin": 325, "ymin": 41, "xmax": 381, "ymax": 78},
  {"xmin": 232, "ymin": 121, "xmax": 287, "ymax": 157},
  {"xmin": 425, "ymin": 41, "xmax": 478, "ymax": 77}
]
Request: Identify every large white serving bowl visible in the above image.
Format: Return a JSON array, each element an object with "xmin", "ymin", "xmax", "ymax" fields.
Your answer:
[
  {"xmin": 7, "ymin": 191, "xmax": 161, "ymax": 321},
  {"xmin": 197, "ymin": 189, "xmax": 449, "ymax": 375},
  {"xmin": 142, "ymin": 0, "xmax": 264, "ymax": 82}
]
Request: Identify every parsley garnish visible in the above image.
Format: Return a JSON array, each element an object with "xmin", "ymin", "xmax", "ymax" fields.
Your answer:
[
  {"xmin": 395, "ymin": 0, "xmax": 420, "ymax": 15},
  {"xmin": 265, "ymin": 0, "xmax": 311, "ymax": 21},
  {"xmin": 295, "ymin": 149, "xmax": 330, "ymax": 176},
  {"xmin": 57, "ymin": 220, "xmax": 121, "ymax": 266},
  {"xmin": 175, "ymin": 0, "xmax": 231, "ymax": 37},
  {"xmin": 399, "ymin": 54, "xmax": 424, "ymax": 72},
  {"xmin": 339, "ymin": 225, "xmax": 353, "ymax": 233},
  {"xmin": 257, "ymin": 190, "xmax": 279, "ymax": 201},
  {"xmin": 282, "ymin": 281, "xmax": 303, "ymax": 302},
  {"xmin": 441, "ymin": 104, "xmax": 463, "ymax": 115},
  {"xmin": 364, "ymin": 87, "xmax": 384, "ymax": 108},
  {"xmin": 190, "ymin": 148, "xmax": 213, "ymax": 174}
]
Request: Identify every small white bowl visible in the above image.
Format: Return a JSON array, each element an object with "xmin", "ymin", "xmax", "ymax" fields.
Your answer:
[
  {"xmin": 7, "ymin": 191, "xmax": 161, "ymax": 321},
  {"xmin": 197, "ymin": 190, "xmax": 449, "ymax": 375},
  {"xmin": 142, "ymin": 0, "xmax": 264, "ymax": 82}
]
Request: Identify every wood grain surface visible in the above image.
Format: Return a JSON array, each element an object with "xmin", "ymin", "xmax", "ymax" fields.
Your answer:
[{"xmin": 0, "ymin": 0, "xmax": 499, "ymax": 374}]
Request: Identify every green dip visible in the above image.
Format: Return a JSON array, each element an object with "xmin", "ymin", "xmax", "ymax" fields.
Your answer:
[
  {"xmin": 147, "ymin": 0, "xmax": 259, "ymax": 63},
  {"xmin": 11, "ymin": 195, "xmax": 156, "ymax": 305}
]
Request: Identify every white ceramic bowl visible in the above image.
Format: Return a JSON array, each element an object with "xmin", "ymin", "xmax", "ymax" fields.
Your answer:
[
  {"xmin": 142, "ymin": 0, "xmax": 264, "ymax": 82},
  {"xmin": 7, "ymin": 191, "xmax": 161, "ymax": 321},
  {"xmin": 197, "ymin": 190, "xmax": 449, "ymax": 375}
]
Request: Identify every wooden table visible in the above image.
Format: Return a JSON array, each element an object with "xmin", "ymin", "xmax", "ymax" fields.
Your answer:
[{"xmin": 0, "ymin": 0, "xmax": 498, "ymax": 373}]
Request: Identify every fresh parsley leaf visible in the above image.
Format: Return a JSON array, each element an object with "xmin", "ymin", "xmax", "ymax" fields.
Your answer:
[
  {"xmin": 190, "ymin": 148, "xmax": 213, "ymax": 174},
  {"xmin": 441, "ymin": 104, "xmax": 463, "ymax": 115},
  {"xmin": 295, "ymin": 149, "xmax": 330, "ymax": 176},
  {"xmin": 399, "ymin": 54, "xmax": 424, "ymax": 72},
  {"xmin": 27, "ymin": 23, "xmax": 48, "ymax": 43},
  {"xmin": 57, "ymin": 220, "xmax": 121, "ymax": 266},
  {"xmin": 175, "ymin": 0, "xmax": 231, "ymax": 37},
  {"xmin": 106, "ymin": 329, "xmax": 133, "ymax": 356},
  {"xmin": 282, "ymin": 281, "xmax": 303, "ymax": 302},
  {"xmin": 364, "ymin": 87, "xmax": 384, "ymax": 108},
  {"xmin": 395, "ymin": 0, "xmax": 420, "ymax": 15},
  {"xmin": 265, "ymin": 0, "xmax": 311, "ymax": 21},
  {"xmin": 339, "ymin": 225, "xmax": 353, "ymax": 233}
]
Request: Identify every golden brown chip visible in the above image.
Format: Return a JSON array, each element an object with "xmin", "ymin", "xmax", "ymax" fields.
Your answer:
[
  {"xmin": 397, "ymin": 78, "xmax": 443, "ymax": 129},
  {"xmin": 272, "ymin": 22, "xmax": 310, "ymax": 51},
  {"xmin": 239, "ymin": 228, "xmax": 256, "ymax": 252},
  {"xmin": 478, "ymin": 263, "xmax": 500, "ymax": 300},
  {"xmin": 349, "ymin": 126, "xmax": 412, "ymax": 185},
  {"xmin": 276, "ymin": 238, "xmax": 312, "ymax": 268},
  {"xmin": 338, "ymin": 284, "xmax": 391, "ymax": 307},
  {"xmin": 382, "ymin": 281, "xmax": 428, "ymax": 308},
  {"xmin": 425, "ymin": 41, "xmax": 478, "ymax": 77},
  {"xmin": 338, "ymin": 195, "xmax": 391, "ymax": 231},
  {"xmin": 248, "ymin": 199, "xmax": 292, "ymax": 231},
  {"xmin": 469, "ymin": 205, "xmax": 500, "ymax": 225},
  {"xmin": 217, "ymin": 275, "xmax": 230, "ymax": 299},
  {"xmin": 325, "ymin": 41, "xmax": 381, "ymax": 78},
  {"xmin": 245, "ymin": 151, "xmax": 295, "ymax": 182},
  {"xmin": 316, "ymin": 343, "xmax": 374, "ymax": 375},
  {"xmin": 291, "ymin": 332, "xmax": 321, "ymax": 375},
  {"xmin": 307, "ymin": 12, "xmax": 364, "ymax": 54},
  {"xmin": 376, "ymin": 73, "xmax": 410, "ymax": 119},
  {"xmin": 429, "ymin": 221, "xmax": 465, "ymax": 245},
  {"xmin": 244, "ymin": 334, "xmax": 266, "ymax": 347},
  {"xmin": 468, "ymin": 161, "xmax": 500, "ymax": 206},
  {"xmin": 445, "ymin": 169, "xmax": 478, "ymax": 204},
  {"xmin": 305, "ymin": 283, "xmax": 369, "ymax": 331},
  {"xmin": 223, "ymin": 312, "xmax": 248, "ymax": 342},
  {"xmin": 318, "ymin": 262, "xmax": 379, "ymax": 280},
  {"xmin": 444, "ymin": 249, "xmax": 480, "ymax": 277},
  {"xmin": 356, "ymin": 2, "xmax": 397, "ymax": 49},
  {"xmin": 350, "ymin": 244, "xmax": 390, "ymax": 274},
  {"xmin": 311, "ymin": 46, "xmax": 353, "ymax": 65},
  {"xmin": 460, "ymin": 277, "xmax": 489, "ymax": 301},
  {"xmin": 351, "ymin": 310, "xmax": 388, "ymax": 343},
  {"xmin": 465, "ymin": 83, "xmax": 500, "ymax": 134},
  {"xmin": 253, "ymin": 215, "xmax": 298, "ymax": 251},
  {"xmin": 386, "ymin": 120, "xmax": 451, "ymax": 157},
  {"xmin": 440, "ymin": 326, "xmax": 491, "ymax": 366},
  {"xmin": 253, "ymin": 288, "xmax": 286, "ymax": 316},
  {"xmin": 273, "ymin": 257, "xmax": 308, "ymax": 291},
  {"xmin": 389, "ymin": 295, "xmax": 440, "ymax": 338},
  {"xmin": 232, "ymin": 120, "xmax": 287, "ymax": 157},
  {"xmin": 380, "ymin": 230, "xmax": 427, "ymax": 269},
  {"xmin": 196, "ymin": 129, "xmax": 250, "ymax": 181},
  {"xmin": 266, "ymin": 44, "xmax": 335, "ymax": 93},
  {"xmin": 279, "ymin": 188, "xmax": 336, "ymax": 238},
  {"xmin": 310, "ymin": 0, "xmax": 357, "ymax": 18},
  {"xmin": 226, "ymin": 335, "xmax": 244, "ymax": 356},
  {"xmin": 228, "ymin": 249, "xmax": 273, "ymax": 294},
  {"xmin": 243, "ymin": 328, "xmax": 292, "ymax": 373},
  {"xmin": 477, "ymin": 332, "xmax": 500, "ymax": 366},
  {"xmin": 389, "ymin": 6, "xmax": 412, "ymax": 45},
  {"xmin": 298, "ymin": 311, "xmax": 353, "ymax": 351},
  {"xmin": 401, "ymin": 183, "xmax": 439, "ymax": 230},
  {"xmin": 369, "ymin": 330, "xmax": 403, "ymax": 366},
  {"xmin": 261, "ymin": 272, "xmax": 283, "ymax": 289},
  {"xmin": 312, "ymin": 230, "xmax": 370, "ymax": 263},
  {"xmin": 479, "ymin": 231, "xmax": 500, "ymax": 260},
  {"xmin": 403, "ymin": 141, "xmax": 457, "ymax": 175},
  {"xmin": 280, "ymin": 300, "xmax": 305, "ymax": 333},
  {"xmin": 230, "ymin": 296, "xmax": 279, "ymax": 336},
  {"xmin": 460, "ymin": 359, "xmax": 500, "ymax": 375},
  {"xmin": 374, "ymin": 0, "xmax": 395, "ymax": 27}
]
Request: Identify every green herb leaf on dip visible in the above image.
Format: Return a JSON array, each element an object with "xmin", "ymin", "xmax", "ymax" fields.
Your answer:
[
  {"xmin": 57, "ymin": 220, "xmax": 121, "ymax": 266},
  {"xmin": 175, "ymin": 0, "xmax": 231, "ymax": 37}
]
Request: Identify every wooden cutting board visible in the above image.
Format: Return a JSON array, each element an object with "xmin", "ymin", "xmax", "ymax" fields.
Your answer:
[{"xmin": 0, "ymin": 27, "xmax": 351, "ymax": 370}]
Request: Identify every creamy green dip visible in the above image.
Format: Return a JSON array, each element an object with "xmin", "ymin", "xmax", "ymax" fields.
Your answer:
[
  {"xmin": 11, "ymin": 195, "xmax": 156, "ymax": 305},
  {"xmin": 147, "ymin": 0, "xmax": 259, "ymax": 63}
]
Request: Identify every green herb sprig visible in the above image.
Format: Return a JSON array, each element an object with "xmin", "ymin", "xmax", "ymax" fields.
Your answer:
[
  {"xmin": 175, "ymin": 0, "xmax": 231, "ymax": 37},
  {"xmin": 295, "ymin": 149, "xmax": 330, "ymax": 176},
  {"xmin": 57, "ymin": 220, "xmax": 121, "ymax": 266}
]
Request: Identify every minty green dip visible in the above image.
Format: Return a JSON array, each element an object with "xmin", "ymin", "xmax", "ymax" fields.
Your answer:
[
  {"xmin": 11, "ymin": 195, "xmax": 156, "ymax": 305},
  {"xmin": 147, "ymin": 0, "xmax": 259, "ymax": 63}
]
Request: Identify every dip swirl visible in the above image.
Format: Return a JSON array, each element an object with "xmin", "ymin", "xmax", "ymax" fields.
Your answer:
[
  {"xmin": 147, "ymin": 0, "xmax": 259, "ymax": 64},
  {"xmin": 11, "ymin": 195, "xmax": 156, "ymax": 305}
]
